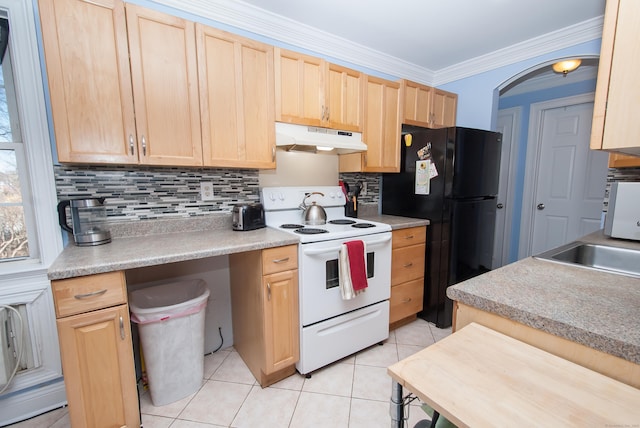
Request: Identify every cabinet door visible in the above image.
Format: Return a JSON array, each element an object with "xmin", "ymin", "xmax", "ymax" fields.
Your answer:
[
  {"xmin": 608, "ymin": 153, "xmax": 640, "ymax": 168},
  {"xmin": 51, "ymin": 271, "xmax": 127, "ymax": 318},
  {"xmin": 389, "ymin": 278, "xmax": 424, "ymax": 324},
  {"xmin": 126, "ymin": 4, "xmax": 203, "ymax": 166},
  {"xmin": 197, "ymin": 25, "xmax": 276, "ymax": 168},
  {"xmin": 392, "ymin": 244, "xmax": 426, "ymax": 286},
  {"xmin": 402, "ymin": 80, "xmax": 433, "ymax": 127},
  {"xmin": 263, "ymin": 270, "xmax": 299, "ymax": 374},
  {"xmin": 57, "ymin": 305, "xmax": 139, "ymax": 428},
  {"xmin": 431, "ymin": 88, "xmax": 458, "ymax": 128},
  {"xmin": 363, "ymin": 76, "xmax": 401, "ymax": 172},
  {"xmin": 326, "ymin": 63, "xmax": 363, "ymax": 131},
  {"xmin": 38, "ymin": 0, "xmax": 138, "ymax": 164},
  {"xmin": 275, "ymin": 48, "xmax": 324, "ymax": 126},
  {"xmin": 591, "ymin": 0, "xmax": 640, "ymax": 155},
  {"xmin": 392, "ymin": 226, "xmax": 427, "ymax": 249}
]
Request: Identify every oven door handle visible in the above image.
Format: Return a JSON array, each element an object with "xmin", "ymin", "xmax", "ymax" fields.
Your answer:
[{"xmin": 302, "ymin": 235, "xmax": 391, "ymax": 256}]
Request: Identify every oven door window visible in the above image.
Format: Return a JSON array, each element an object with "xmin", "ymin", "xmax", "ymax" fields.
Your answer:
[{"xmin": 326, "ymin": 252, "xmax": 374, "ymax": 289}]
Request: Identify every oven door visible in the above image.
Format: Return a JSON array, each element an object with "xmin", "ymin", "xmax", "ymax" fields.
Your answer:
[{"xmin": 298, "ymin": 231, "xmax": 392, "ymax": 326}]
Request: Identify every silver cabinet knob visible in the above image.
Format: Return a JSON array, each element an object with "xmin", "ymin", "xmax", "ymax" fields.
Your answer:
[{"xmin": 537, "ymin": 203, "xmax": 545, "ymax": 210}]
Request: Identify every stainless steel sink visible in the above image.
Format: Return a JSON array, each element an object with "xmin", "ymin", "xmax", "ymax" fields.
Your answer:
[{"xmin": 534, "ymin": 241, "xmax": 640, "ymax": 278}]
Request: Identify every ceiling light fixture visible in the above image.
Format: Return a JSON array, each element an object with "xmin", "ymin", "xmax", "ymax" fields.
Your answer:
[{"xmin": 552, "ymin": 59, "xmax": 582, "ymax": 76}]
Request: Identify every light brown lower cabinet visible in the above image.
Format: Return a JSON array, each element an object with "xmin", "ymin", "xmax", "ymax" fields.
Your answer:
[
  {"xmin": 453, "ymin": 302, "xmax": 640, "ymax": 390},
  {"xmin": 389, "ymin": 226, "xmax": 426, "ymax": 327},
  {"xmin": 229, "ymin": 245, "xmax": 299, "ymax": 387},
  {"xmin": 52, "ymin": 271, "xmax": 139, "ymax": 428}
]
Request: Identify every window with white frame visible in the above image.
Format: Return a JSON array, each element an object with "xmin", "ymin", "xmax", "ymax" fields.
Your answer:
[
  {"xmin": 0, "ymin": 1, "xmax": 65, "ymax": 417},
  {"xmin": 0, "ymin": 2, "xmax": 61, "ymax": 275},
  {"xmin": 0, "ymin": 17, "xmax": 35, "ymax": 262}
]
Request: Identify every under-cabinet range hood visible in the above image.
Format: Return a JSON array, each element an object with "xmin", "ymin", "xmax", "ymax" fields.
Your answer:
[{"xmin": 275, "ymin": 122, "xmax": 367, "ymax": 154}]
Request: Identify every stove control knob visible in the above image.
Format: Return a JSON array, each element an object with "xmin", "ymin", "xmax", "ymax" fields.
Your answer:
[
  {"xmin": 278, "ymin": 192, "xmax": 285, "ymax": 201},
  {"xmin": 268, "ymin": 192, "xmax": 276, "ymax": 201}
]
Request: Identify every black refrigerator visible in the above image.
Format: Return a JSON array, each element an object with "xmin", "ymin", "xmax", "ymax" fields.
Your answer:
[{"xmin": 382, "ymin": 126, "xmax": 502, "ymax": 328}]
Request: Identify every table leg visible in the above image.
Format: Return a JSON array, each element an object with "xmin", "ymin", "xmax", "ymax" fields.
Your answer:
[{"xmin": 390, "ymin": 380, "xmax": 404, "ymax": 428}]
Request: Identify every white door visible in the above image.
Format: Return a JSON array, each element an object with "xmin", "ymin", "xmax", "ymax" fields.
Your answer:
[
  {"xmin": 492, "ymin": 107, "xmax": 521, "ymax": 268},
  {"xmin": 526, "ymin": 99, "xmax": 609, "ymax": 255}
]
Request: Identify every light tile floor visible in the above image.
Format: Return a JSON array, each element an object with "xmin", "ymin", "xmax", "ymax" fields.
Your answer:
[{"xmin": 10, "ymin": 318, "xmax": 451, "ymax": 428}]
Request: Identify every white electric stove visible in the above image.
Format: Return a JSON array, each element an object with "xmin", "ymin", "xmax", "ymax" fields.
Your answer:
[{"xmin": 261, "ymin": 187, "xmax": 392, "ymax": 375}]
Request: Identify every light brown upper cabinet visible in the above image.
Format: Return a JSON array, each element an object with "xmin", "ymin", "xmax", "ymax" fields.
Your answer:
[
  {"xmin": 402, "ymin": 80, "xmax": 457, "ymax": 128},
  {"xmin": 196, "ymin": 26, "xmax": 276, "ymax": 168},
  {"xmin": 39, "ymin": 0, "xmax": 202, "ymax": 166},
  {"xmin": 275, "ymin": 48, "xmax": 363, "ymax": 131},
  {"xmin": 325, "ymin": 63, "xmax": 364, "ymax": 131},
  {"xmin": 39, "ymin": 0, "xmax": 136, "ymax": 164},
  {"xmin": 608, "ymin": 153, "xmax": 640, "ymax": 168},
  {"xmin": 340, "ymin": 76, "xmax": 401, "ymax": 172},
  {"xmin": 126, "ymin": 4, "xmax": 202, "ymax": 166},
  {"xmin": 590, "ymin": 0, "xmax": 640, "ymax": 156}
]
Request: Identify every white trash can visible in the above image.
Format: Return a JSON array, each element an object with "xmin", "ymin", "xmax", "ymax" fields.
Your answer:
[{"xmin": 129, "ymin": 279, "xmax": 210, "ymax": 406}]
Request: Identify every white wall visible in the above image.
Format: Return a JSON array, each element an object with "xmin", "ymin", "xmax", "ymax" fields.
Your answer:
[{"xmin": 259, "ymin": 151, "xmax": 339, "ymax": 187}]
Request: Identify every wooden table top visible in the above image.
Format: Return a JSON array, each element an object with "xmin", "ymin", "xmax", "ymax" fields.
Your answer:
[{"xmin": 387, "ymin": 322, "xmax": 640, "ymax": 428}]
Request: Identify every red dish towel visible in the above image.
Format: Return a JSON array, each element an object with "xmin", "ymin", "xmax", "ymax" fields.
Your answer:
[{"xmin": 338, "ymin": 240, "xmax": 368, "ymax": 301}]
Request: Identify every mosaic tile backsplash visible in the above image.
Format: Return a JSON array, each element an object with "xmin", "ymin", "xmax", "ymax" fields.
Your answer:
[
  {"xmin": 54, "ymin": 163, "xmax": 638, "ymax": 222},
  {"xmin": 604, "ymin": 167, "xmax": 640, "ymax": 212},
  {"xmin": 54, "ymin": 165, "xmax": 382, "ymax": 222},
  {"xmin": 54, "ymin": 165, "xmax": 261, "ymax": 221}
]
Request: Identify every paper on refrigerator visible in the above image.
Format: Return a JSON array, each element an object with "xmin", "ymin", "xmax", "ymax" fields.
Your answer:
[{"xmin": 415, "ymin": 160, "xmax": 430, "ymax": 195}]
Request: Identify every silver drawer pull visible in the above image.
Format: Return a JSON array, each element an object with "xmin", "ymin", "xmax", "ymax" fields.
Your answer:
[
  {"xmin": 402, "ymin": 298, "xmax": 412, "ymax": 303},
  {"xmin": 74, "ymin": 289, "xmax": 108, "ymax": 300},
  {"xmin": 141, "ymin": 135, "xmax": 147, "ymax": 156},
  {"xmin": 272, "ymin": 257, "xmax": 290, "ymax": 264},
  {"xmin": 119, "ymin": 316, "xmax": 125, "ymax": 340},
  {"xmin": 403, "ymin": 262, "xmax": 414, "ymax": 268},
  {"xmin": 404, "ymin": 235, "xmax": 415, "ymax": 240}
]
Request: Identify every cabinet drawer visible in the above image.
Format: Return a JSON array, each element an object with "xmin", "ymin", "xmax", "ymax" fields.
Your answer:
[
  {"xmin": 392, "ymin": 226, "xmax": 426, "ymax": 249},
  {"xmin": 392, "ymin": 243, "xmax": 425, "ymax": 286},
  {"xmin": 51, "ymin": 271, "xmax": 127, "ymax": 318},
  {"xmin": 262, "ymin": 245, "xmax": 298, "ymax": 275},
  {"xmin": 389, "ymin": 278, "xmax": 424, "ymax": 324}
]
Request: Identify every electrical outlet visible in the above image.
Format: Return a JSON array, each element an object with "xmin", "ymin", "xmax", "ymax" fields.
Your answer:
[
  {"xmin": 361, "ymin": 182, "xmax": 367, "ymax": 196},
  {"xmin": 200, "ymin": 182, "xmax": 215, "ymax": 201}
]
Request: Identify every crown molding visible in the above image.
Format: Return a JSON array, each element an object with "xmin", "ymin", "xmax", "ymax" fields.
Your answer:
[
  {"xmin": 151, "ymin": 0, "xmax": 600, "ymax": 87},
  {"xmin": 431, "ymin": 17, "xmax": 604, "ymax": 86}
]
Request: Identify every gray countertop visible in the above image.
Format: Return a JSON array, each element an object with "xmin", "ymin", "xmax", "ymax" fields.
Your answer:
[
  {"xmin": 48, "ymin": 213, "xmax": 428, "ymax": 280},
  {"xmin": 361, "ymin": 214, "xmax": 430, "ymax": 230},
  {"xmin": 447, "ymin": 230, "xmax": 640, "ymax": 365}
]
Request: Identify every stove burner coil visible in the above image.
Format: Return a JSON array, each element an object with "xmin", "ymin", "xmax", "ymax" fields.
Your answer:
[
  {"xmin": 295, "ymin": 228, "xmax": 329, "ymax": 235},
  {"xmin": 352, "ymin": 223, "xmax": 375, "ymax": 228},
  {"xmin": 280, "ymin": 223, "xmax": 305, "ymax": 229},
  {"xmin": 328, "ymin": 219, "xmax": 357, "ymax": 225}
]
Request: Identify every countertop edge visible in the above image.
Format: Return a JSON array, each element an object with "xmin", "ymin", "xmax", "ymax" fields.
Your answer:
[
  {"xmin": 48, "ymin": 214, "xmax": 428, "ymax": 280},
  {"xmin": 448, "ymin": 286, "xmax": 638, "ymax": 363},
  {"xmin": 48, "ymin": 227, "xmax": 299, "ymax": 280},
  {"xmin": 446, "ymin": 230, "xmax": 640, "ymax": 365}
]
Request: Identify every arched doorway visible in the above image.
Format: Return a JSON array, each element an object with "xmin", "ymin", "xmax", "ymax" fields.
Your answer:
[{"xmin": 492, "ymin": 56, "xmax": 609, "ymax": 266}]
